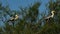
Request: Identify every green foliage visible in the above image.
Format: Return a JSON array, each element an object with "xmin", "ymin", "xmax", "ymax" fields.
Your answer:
[
  {"xmin": 0, "ymin": 0, "xmax": 60, "ymax": 34},
  {"xmin": 25, "ymin": 2, "xmax": 40, "ymax": 23}
]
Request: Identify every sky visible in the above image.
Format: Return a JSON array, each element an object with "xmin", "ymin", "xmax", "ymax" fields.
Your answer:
[
  {"xmin": 1, "ymin": 0, "xmax": 49, "ymax": 12},
  {"xmin": 0, "ymin": 0, "xmax": 50, "ymax": 27}
]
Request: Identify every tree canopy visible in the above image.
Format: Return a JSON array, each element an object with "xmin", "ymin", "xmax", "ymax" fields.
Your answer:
[{"xmin": 0, "ymin": 0, "xmax": 60, "ymax": 34}]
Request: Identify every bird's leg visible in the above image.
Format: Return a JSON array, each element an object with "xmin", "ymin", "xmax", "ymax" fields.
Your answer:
[
  {"xmin": 46, "ymin": 19, "xmax": 49, "ymax": 24},
  {"xmin": 46, "ymin": 19, "xmax": 50, "ymax": 25},
  {"xmin": 11, "ymin": 21, "xmax": 14, "ymax": 29},
  {"xmin": 45, "ymin": 19, "xmax": 48, "ymax": 24}
]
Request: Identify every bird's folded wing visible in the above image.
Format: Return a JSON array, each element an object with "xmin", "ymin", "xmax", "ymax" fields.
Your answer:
[
  {"xmin": 44, "ymin": 16, "xmax": 51, "ymax": 19},
  {"xmin": 10, "ymin": 17, "xmax": 14, "ymax": 20}
]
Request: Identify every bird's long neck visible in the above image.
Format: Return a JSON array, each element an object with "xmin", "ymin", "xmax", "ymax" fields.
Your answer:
[{"xmin": 51, "ymin": 12, "xmax": 54, "ymax": 18}]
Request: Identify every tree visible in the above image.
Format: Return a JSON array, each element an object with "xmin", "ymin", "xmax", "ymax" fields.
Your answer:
[
  {"xmin": 0, "ymin": 1, "xmax": 42, "ymax": 34},
  {"xmin": 0, "ymin": 0, "xmax": 60, "ymax": 34}
]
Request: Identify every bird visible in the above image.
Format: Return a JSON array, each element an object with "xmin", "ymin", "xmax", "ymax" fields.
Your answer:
[
  {"xmin": 10, "ymin": 14, "xmax": 19, "ymax": 21},
  {"xmin": 7, "ymin": 14, "xmax": 19, "ymax": 26},
  {"xmin": 44, "ymin": 10, "xmax": 55, "ymax": 19},
  {"xmin": 44, "ymin": 10, "xmax": 55, "ymax": 24}
]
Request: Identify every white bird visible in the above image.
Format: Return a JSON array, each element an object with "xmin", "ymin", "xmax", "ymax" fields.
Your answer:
[
  {"xmin": 9, "ymin": 14, "xmax": 19, "ymax": 21},
  {"xmin": 7, "ymin": 14, "xmax": 19, "ymax": 26},
  {"xmin": 43, "ymin": 10, "xmax": 55, "ymax": 25},
  {"xmin": 44, "ymin": 10, "xmax": 55, "ymax": 19},
  {"xmin": 36, "ymin": 10, "xmax": 55, "ymax": 26}
]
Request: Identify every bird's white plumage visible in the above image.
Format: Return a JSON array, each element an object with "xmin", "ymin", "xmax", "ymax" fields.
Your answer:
[
  {"xmin": 10, "ymin": 14, "xmax": 19, "ymax": 20},
  {"xmin": 51, "ymin": 10, "xmax": 55, "ymax": 18},
  {"xmin": 10, "ymin": 17, "xmax": 14, "ymax": 20},
  {"xmin": 45, "ymin": 10, "xmax": 55, "ymax": 19}
]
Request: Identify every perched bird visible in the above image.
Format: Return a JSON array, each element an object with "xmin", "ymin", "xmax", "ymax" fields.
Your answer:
[
  {"xmin": 7, "ymin": 14, "xmax": 19, "ymax": 26},
  {"xmin": 10, "ymin": 14, "xmax": 19, "ymax": 21},
  {"xmin": 45, "ymin": 10, "xmax": 55, "ymax": 19},
  {"xmin": 44, "ymin": 10, "xmax": 55, "ymax": 24}
]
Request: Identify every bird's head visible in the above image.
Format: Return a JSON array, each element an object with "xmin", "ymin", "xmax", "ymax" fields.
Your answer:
[
  {"xmin": 15, "ymin": 15, "xmax": 18, "ymax": 17},
  {"xmin": 51, "ymin": 10, "xmax": 55, "ymax": 14},
  {"xmin": 15, "ymin": 15, "xmax": 19, "ymax": 18},
  {"xmin": 15, "ymin": 14, "xmax": 19, "ymax": 20}
]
